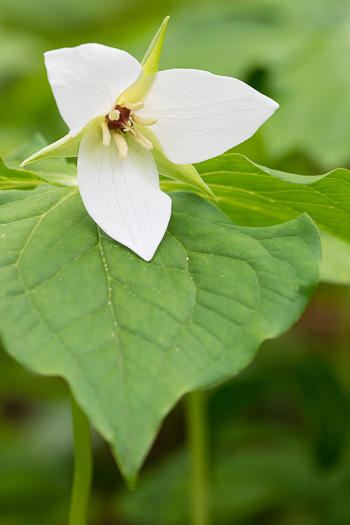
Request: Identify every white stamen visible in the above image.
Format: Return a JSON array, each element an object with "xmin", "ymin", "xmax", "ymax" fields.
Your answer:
[
  {"xmin": 123, "ymin": 101, "xmax": 144, "ymax": 110},
  {"xmin": 108, "ymin": 109, "xmax": 120, "ymax": 121},
  {"xmin": 132, "ymin": 114, "xmax": 158, "ymax": 126},
  {"xmin": 113, "ymin": 132, "xmax": 128, "ymax": 160},
  {"xmin": 130, "ymin": 128, "xmax": 153, "ymax": 150},
  {"xmin": 101, "ymin": 121, "xmax": 111, "ymax": 147}
]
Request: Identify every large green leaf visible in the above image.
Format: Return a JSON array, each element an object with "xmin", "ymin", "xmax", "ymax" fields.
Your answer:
[
  {"xmin": 162, "ymin": 153, "xmax": 350, "ymax": 241},
  {"xmin": 0, "ymin": 185, "xmax": 320, "ymax": 482},
  {"xmin": 162, "ymin": 153, "xmax": 350, "ymax": 288}
]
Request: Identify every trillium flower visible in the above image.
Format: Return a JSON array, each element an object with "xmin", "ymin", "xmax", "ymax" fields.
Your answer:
[{"xmin": 22, "ymin": 18, "xmax": 279, "ymax": 261}]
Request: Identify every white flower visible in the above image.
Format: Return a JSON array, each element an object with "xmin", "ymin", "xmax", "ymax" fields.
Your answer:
[{"xmin": 23, "ymin": 34, "xmax": 278, "ymax": 261}]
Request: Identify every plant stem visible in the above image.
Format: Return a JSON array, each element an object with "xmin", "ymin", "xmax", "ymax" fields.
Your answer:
[
  {"xmin": 69, "ymin": 393, "xmax": 93, "ymax": 525},
  {"xmin": 185, "ymin": 390, "xmax": 210, "ymax": 525}
]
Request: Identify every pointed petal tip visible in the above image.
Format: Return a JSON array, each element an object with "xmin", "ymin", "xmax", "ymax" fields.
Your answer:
[
  {"xmin": 267, "ymin": 96, "xmax": 279, "ymax": 114},
  {"xmin": 139, "ymin": 250, "xmax": 155, "ymax": 263},
  {"xmin": 117, "ymin": 190, "xmax": 171, "ymax": 261},
  {"xmin": 105, "ymin": 200, "xmax": 171, "ymax": 262},
  {"xmin": 105, "ymin": 218, "xmax": 170, "ymax": 262},
  {"xmin": 140, "ymin": 69, "xmax": 281, "ymax": 164},
  {"xmin": 260, "ymin": 93, "xmax": 279, "ymax": 117}
]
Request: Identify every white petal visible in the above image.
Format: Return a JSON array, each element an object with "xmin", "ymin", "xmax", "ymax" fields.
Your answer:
[
  {"xmin": 77, "ymin": 127, "xmax": 171, "ymax": 261},
  {"xmin": 137, "ymin": 69, "xmax": 279, "ymax": 164},
  {"xmin": 45, "ymin": 44, "xmax": 142, "ymax": 137}
]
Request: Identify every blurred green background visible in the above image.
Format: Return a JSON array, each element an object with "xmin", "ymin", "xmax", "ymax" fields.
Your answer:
[{"xmin": 1, "ymin": 0, "xmax": 350, "ymax": 524}]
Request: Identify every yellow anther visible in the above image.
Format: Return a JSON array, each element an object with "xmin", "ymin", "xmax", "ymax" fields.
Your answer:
[
  {"xmin": 113, "ymin": 132, "xmax": 128, "ymax": 160},
  {"xmin": 132, "ymin": 114, "xmax": 158, "ymax": 126},
  {"xmin": 101, "ymin": 121, "xmax": 111, "ymax": 147},
  {"xmin": 123, "ymin": 101, "xmax": 144, "ymax": 110}
]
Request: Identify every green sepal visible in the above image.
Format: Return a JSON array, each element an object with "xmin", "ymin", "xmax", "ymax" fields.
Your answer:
[
  {"xmin": 154, "ymin": 147, "xmax": 215, "ymax": 199},
  {"xmin": 20, "ymin": 133, "xmax": 80, "ymax": 165},
  {"xmin": 141, "ymin": 16, "xmax": 170, "ymax": 74},
  {"xmin": 20, "ymin": 118, "xmax": 103, "ymax": 168},
  {"xmin": 118, "ymin": 16, "xmax": 170, "ymax": 105}
]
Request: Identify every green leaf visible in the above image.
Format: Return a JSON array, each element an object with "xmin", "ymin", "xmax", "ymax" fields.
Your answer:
[
  {"xmin": 163, "ymin": 153, "xmax": 350, "ymax": 286},
  {"xmin": 0, "ymin": 186, "xmax": 320, "ymax": 482},
  {"xmin": 161, "ymin": 153, "xmax": 350, "ymax": 244}
]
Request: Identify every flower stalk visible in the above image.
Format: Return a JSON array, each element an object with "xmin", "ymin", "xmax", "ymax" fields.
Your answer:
[
  {"xmin": 69, "ymin": 393, "xmax": 93, "ymax": 525},
  {"xmin": 185, "ymin": 390, "xmax": 210, "ymax": 525}
]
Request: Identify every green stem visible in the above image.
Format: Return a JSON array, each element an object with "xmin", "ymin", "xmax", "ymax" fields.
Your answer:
[
  {"xmin": 69, "ymin": 393, "xmax": 93, "ymax": 525},
  {"xmin": 185, "ymin": 390, "xmax": 210, "ymax": 525}
]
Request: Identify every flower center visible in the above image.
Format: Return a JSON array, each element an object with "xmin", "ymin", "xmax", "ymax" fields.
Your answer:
[
  {"xmin": 100, "ymin": 101, "xmax": 158, "ymax": 160},
  {"xmin": 106, "ymin": 105, "xmax": 133, "ymax": 133}
]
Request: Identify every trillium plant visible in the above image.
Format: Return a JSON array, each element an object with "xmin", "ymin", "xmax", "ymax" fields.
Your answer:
[{"xmin": 6, "ymin": 14, "xmax": 350, "ymax": 525}]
